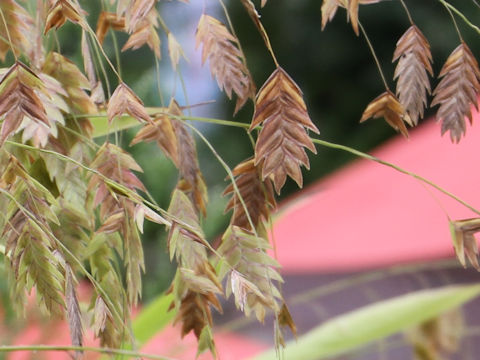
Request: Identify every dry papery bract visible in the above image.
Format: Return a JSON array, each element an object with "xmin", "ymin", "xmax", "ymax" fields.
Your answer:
[
  {"xmin": 223, "ymin": 158, "xmax": 276, "ymax": 232},
  {"xmin": 321, "ymin": 0, "xmax": 382, "ymax": 34},
  {"xmin": 0, "ymin": 0, "xmax": 34, "ymax": 60},
  {"xmin": 393, "ymin": 25, "xmax": 433, "ymax": 126},
  {"xmin": 360, "ymin": 90, "xmax": 410, "ymax": 137},
  {"xmin": 167, "ymin": 189, "xmax": 222, "ymax": 356},
  {"xmin": 432, "ymin": 42, "xmax": 480, "ymax": 143},
  {"xmin": 251, "ymin": 66, "xmax": 319, "ymax": 194},
  {"xmin": 196, "ymin": 13, "xmax": 255, "ymax": 114},
  {"xmin": 450, "ymin": 218, "xmax": 480, "ymax": 271},
  {"xmin": 406, "ymin": 310, "xmax": 463, "ymax": 360},
  {"xmin": 44, "ymin": 0, "xmax": 88, "ymax": 33}
]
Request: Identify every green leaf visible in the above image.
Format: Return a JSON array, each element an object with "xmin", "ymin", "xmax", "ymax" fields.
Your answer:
[
  {"xmin": 91, "ymin": 107, "xmax": 166, "ymax": 138},
  {"xmin": 91, "ymin": 114, "xmax": 142, "ymax": 138},
  {"xmin": 132, "ymin": 292, "xmax": 175, "ymax": 346},
  {"xmin": 252, "ymin": 284, "xmax": 480, "ymax": 360}
]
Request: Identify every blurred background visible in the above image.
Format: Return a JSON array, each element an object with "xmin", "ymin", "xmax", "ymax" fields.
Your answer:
[{"xmin": 3, "ymin": 0, "xmax": 480, "ymax": 359}]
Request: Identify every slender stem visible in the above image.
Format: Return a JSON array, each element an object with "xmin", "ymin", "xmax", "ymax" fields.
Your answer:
[
  {"xmin": 0, "ymin": 345, "xmax": 175, "ymax": 360},
  {"xmin": 438, "ymin": 0, "xmax": 463, "ymax": 41},
  {"xmin": 439, "ymin": 0, "xmax": 480, "ymax": 36},
  {"xmin": 86, "ymin": 26, "xmax": 122, "ymax": 81},
  {"xmin": 359, "ymin": 22, "xmax": 389, "ymax": 91},
  {"xmin": 398, "ymin": 0, "xmax": 414, "ymax": 25},
  {"xmin": 311, "ymin": 137, "xmax": 480, "ymax": 216},
  {"xmin": 184, "ymin": 123, "xmax": 258, "ymax": 238},
  {"xmin": 218, "ymin": 0, "xmax": 251, "ymax": 71},
  {"xmin": 239, "ymin": 0, "xmax": 279, "ymax": 67},
  {"xmin": 110, "ymin": 28, "xmax": 123, "ymax": 79},
  {"xmin": 80, "ymin": 110, "xmax": 480, "ymax": 217},
  {"xmin": 0, "ymin": 7, "xmax": 17, "ymax": 61}
]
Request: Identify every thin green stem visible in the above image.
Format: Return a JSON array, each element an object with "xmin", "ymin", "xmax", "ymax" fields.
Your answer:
[
  {"xmin": 184, "ymin": 123, "xmax": 258, "ymax": 238},
  {"xmin": 439, "ymin": 0, "xmax": 480, "ymax": 36},
  {"xmin": 311, "ymin": 137, "xmax": 480, "ymax": 216},
  {"xmin": 359, "ymin": 22, "xmax": 389, "ymax": 91},
  {"xmin": 438, "ymin": 0, "xmax": 463, "ymax": 41},
  {"xmin": 0, "ymin": 7, "xmax": 17, "ymax": 61},
  {"xmin": 81, "ymin": 111, "xmax": 480, "ymax": 216},
  {"xmin": 86, "ymin": 26, "xmax": 121, "ymax": 81},
  {"xmin": 110, "ymin": 28, "xmax": 123, "ymax": 79},
  {"xmin": 0, "ymin": 345, "xmax": 175, "ymax": 360},
  {"xmin": 218, "ymin": 0, "xmax": 251, "ymax": 72}
]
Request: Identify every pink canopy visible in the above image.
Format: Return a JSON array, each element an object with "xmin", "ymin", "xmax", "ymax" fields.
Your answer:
[{"xmin": 272, "ymin": 117, "xmax": 480, "ymax": 273}]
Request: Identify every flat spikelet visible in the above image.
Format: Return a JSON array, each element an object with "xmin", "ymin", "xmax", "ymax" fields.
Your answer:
[
  {"xmin": 169, "ymin": 100, "xmax": 208, "ymax": 216},
  {"xmin": 196, "ymin": 14, "xmax": 255, "ymax": 114},
  {"xmin": 431, "ymin": 42, "xmax": 480, "ymax": 143},
  {"xmin": 0, "ymin": 0, "xmax": 34, "ymax": 61},
  {"xmin": 360, "ymin": 90, "xmax": 410, "ymax": 138},
  {"xmin": 449, "ymin": 218, "xmax": 480, "ymax": 271},
  {"xmin": 107, "ymin": 83, "xmax": 151, "ymax": 124},
  {"xmin": 96, "ymin": 11, "xmax": 125, "ymax": 45},
  {"xmin": 223, "ymin": 158, "xmax": 276, "ymax": 232},
  {"xmin": 321, "ymin": 0, "xmax": 382, "ymax": 34},
  {"xmin": 0, "ymin": 62, "xmax": 50, "ymax": 145},
  {"xmin": 122, "ymin": 7, "xmax": 161, "ymax": 58},
  {"xmin": 251, "ymin": 67, "xmax": 319, "ymax": 194},
  {"xmin": 218, "ymin": 226, "xmax": 283, "ymax": 322},
  {"xmin": 42, "ymin": 52, "xmax": 97, "ymax": 118},
  {"xmin": 393, "ymin": 25, "xmax": 433, "ymax": 126},
  {"xmin": 124, "ymin": 0, "xmax": 156, "ymax": 33},
  {"xmin": 167, "ymin": 190, "xmax": 222, "ymax": 356},
  {"xmin": 89, "ymin": 143, "xmax": 147, "ymax": 305},
  {"xmin": 44, "ymin": 0, "xmax": 87, "ymax": 33},
  {"xmin": 2, "ymin": 156, "xmax": 65, "ymax": 317},
  {"xmin": 168, "ymin": 33, "xmax": 186, "ymax": 71}
]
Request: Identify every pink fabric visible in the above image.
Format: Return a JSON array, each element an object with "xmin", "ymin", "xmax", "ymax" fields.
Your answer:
[{"xmin": 272, "ymin": 118, "xmax": 480, "ymax": 273}]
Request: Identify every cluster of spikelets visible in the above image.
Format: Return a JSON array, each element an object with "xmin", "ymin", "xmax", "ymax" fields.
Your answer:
[
  {"xmin": 322, "ymin": 0, "xmax": 480, "ymax": 304},
  {"xmin": 2, "ymin": 0, "xmax": 480, "ymax": 358},
  {"xmin": 0, "ymin": 0, "xmax": 311, "ymax": 357},
  {"xmin": 322, "ymin": 0, "xmax": 480, "ymax": 144}
]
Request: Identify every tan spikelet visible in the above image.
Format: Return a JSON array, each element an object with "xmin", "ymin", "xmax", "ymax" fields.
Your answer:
[
  {"xmin": 0, "ymin": 0, "xmax": 34, "ymax": 61},
  {"xmin": 321, "ymin": 0, "xmax": 381, "ymax": 32},
  {"xmin": 122, "ymin": 8, "xmax": 161, "ymax": 59},
  {"xmin": 0, "ymin": 62, "xmax": 50, "ymax": 145},
  {"xmin": 432, "ymin": 42, "xmax": 480, "ymax": 143},
  {"xmin": 196, "ymin": 14, "xmax": 255, "ymax": 114},
  {"xmin": 168, "ymin": 33, "xmax": 186, "ymax": 71},
  {"xmin": 251, "ymin": 67, "xmax": 319, "ymax": 194},
  {"xmin": 96, "ymin": 11, "xmax": 125, "ymax": 45},
  {"xmin": 393, "ymin": 25, "xmax": 432, "ymax": 126},
  {"xmin": 223, "ymin": 158, "xmax": 276, "ymax": 231},
  {"xmin": 124, "ymin": 0, "xmax": 155, "ymax": 33},
  {"xmin": 169, "ymin": 100, "xmax": 208, "ymax": 216},
  {"xmin": 360, "ymin": 90, "xmax": 410, "ymax": 138},
  {"xmin": 42, "ymin": 52, "xmax": 97, "ymax": 121},
  {"xmin": 44, "ymin": 0, "xmax": 88, "ymax": 33},
  {"xmin": 130, "ymin": 109, "xmax": 178, "ymax": 165},
  {"xmin": 449, "ymin": 218, "xmax": 480, "ymax": 271},
  {"xmin": 107, "ymin": 83, "xmax": 151, "ymax": 124}
]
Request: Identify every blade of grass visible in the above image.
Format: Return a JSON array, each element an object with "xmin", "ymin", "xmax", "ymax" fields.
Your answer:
[{"xmin": 252, "ymin": 284, "xmax": 480, "ymax": 360}]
